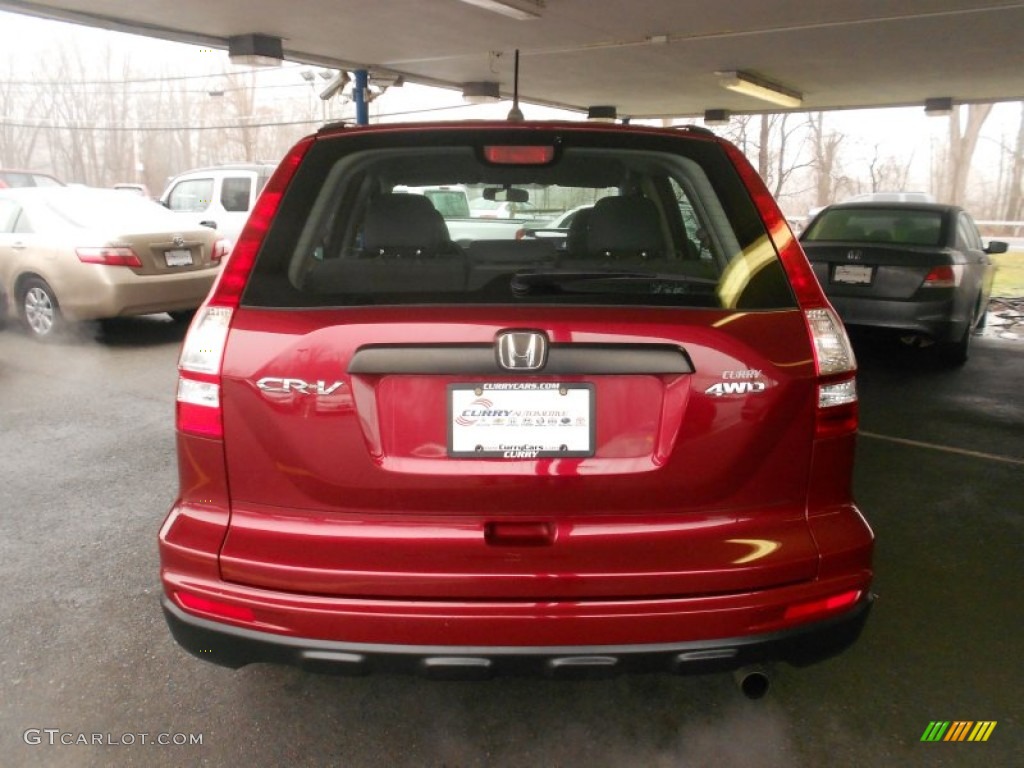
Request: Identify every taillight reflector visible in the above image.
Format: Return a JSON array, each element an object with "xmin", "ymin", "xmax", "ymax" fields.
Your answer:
[
  {"xmin": 483, "ymin": 145, "xmax": 555, "ymax": 165},
  {"xmin": 784, "ymin": 590, "xmax": 861, "ymax": 622},
  {"xmin": 76, "ymin": 247, "xmax": 142, "ymax": 268},
  {"xmin": 176, "ymin": 591, "xmax": 255, "ymax": 623}
]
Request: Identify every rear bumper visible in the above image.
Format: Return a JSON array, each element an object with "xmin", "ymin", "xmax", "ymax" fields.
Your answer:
[
  {"xmin": 162, "ymin": 595, "xmax": 873, "ymax": 678},
  {"xmin": 56, "ymin": 267, "xmax": 218, "ymax": 320},
  {"xmin": 827, "ymin": 294, "xmax": 965, "ymax": 341}
]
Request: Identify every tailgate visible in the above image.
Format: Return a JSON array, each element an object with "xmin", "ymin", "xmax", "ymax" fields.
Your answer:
[{"xmin": 218, "ymin": 306, "xmax": 822, "ymax": 600}]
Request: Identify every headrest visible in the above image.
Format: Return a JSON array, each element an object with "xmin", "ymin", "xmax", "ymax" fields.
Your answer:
[
  {"xmin": 363, "ymin": 193, "xmax": 450, "ymax": 252},
  {"xmin": 586, "ymin": 196, "xmax": 663, "ymax": 257},
  {"xmin": 565, "ymin": 206, "xmax": 594, "ymax": 256}
]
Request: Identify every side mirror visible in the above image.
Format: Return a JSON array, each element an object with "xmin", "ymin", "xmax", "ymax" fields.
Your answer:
[
  {"xmin": 984, "ymin": 240, "xmax": 1008, "ymax": 255},
  {"xmin": 200, "ymin": 220, "xmax": 218, "ymax": 230}
]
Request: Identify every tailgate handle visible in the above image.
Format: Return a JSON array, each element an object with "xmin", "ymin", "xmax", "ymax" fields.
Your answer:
[{"xmin": 485, "ymin": 521, "xmax": 555, "ymax": 546}]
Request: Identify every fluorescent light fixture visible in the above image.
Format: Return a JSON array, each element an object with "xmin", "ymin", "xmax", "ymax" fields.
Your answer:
[
  {"xmin": 455, "ymin": 0, "xmax": 543, "ymax": 20},
  {"xmin": 924, "ymin": 97, "xmax": 953, "ymax": 116},
  {"xmin": 717, "ymin": 70, "xmax": 802, "ymax": 108},
  {"xmin": 703, "ymin": 109, "xmax": 731, "ymax": 126},
  {"xmin": 587, "ymin": 105, "xmax": 617, "ymax": 122},
  {"xmin": 228, "ymin": 34, "xmax": 283, "ymax": 67},
  {"xmin": 462, "ymin": 81, "xmax": 501, "ymax": 104}
]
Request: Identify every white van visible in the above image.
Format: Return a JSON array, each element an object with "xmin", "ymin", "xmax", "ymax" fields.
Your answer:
[{"xmin": 160, "ymin": 164, "xmax": 277, "ymax": 247}]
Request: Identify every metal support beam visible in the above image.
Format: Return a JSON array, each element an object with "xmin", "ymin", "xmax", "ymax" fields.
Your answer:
[{"xmin": 354, "ymin": 69, "xmax": 368, "ymax": 125}]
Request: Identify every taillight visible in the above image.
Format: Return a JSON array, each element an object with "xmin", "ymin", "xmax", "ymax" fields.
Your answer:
[
  {"xmin": 76, "ymin": 246, "xmax": 142, "ymax": 268},
  {"xmin": 211, "ymin": 238, "xmax": 230, "ymax": 264},
  {"xmin": 805, "ymin": 308, "xmax": 859, "ymax": 438},
  {"xmin": 174, "ymin": 136, "xmax": 313, "ymax": 439},
  {"xmin": 922, "ymin": 264, "xmax": 961, "ymax": 288},
  {"xmin": 176, "ymin": 306, "xmax": 232, "ymax": 438}
]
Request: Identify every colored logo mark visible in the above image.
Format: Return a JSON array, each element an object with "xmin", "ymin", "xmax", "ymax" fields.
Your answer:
[{"xmin": 921, "ymin": 721, "xmax": 997, "ymax": 742}]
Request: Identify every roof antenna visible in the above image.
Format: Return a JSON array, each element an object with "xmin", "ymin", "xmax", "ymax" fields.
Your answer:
[{"xmin": 507, "ymin": 49, "xmax": 524, "ymax": 122}]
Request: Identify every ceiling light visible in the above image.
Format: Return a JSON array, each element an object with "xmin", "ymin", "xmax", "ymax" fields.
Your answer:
[
  {"xmin": 587, "ymin": 105, "xmax": 617, "ymax": 122},
  {"xmin": 924, "ymin": 97, "xmax": 954, "ymax": 116},
  {"xmin": 462, "ymin": 81, "xmax": 501, "ymax": 104},
  {"xmin": 704, "ymin": 109, "xmax": 731, "ymax": 126},
  {"xmin": 227, "ymin": 34, "xmax": 284, "ymax": 67},
  {"xmin": 717, "ymin": 70, "xmax": 802, "ymax": 108},
  {"xmin": 455, "ymin": 0, "xmax": 543, "ymax": 20}
]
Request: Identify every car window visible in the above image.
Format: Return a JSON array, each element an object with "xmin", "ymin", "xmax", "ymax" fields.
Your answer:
[
  {"xmin": 956, "ymin": 213, "xmax": 984, "ymax": 251},
  {"xmin": 244, "ymin": 131, "xmax": 795, "ymax": 312},
  {"xmin": 424, "ymin": 190, "xmax": 470, "ymax": 218},
  {"xmin": 32, "ymin": 174, "xmax": 62, "ymax": 188},
  {"xmin": 0, "ymin": 199, "xmax": 19, "ymax": 232},
  {"xmin": 167, "ymin": 178, "xmax": 214, "ymax": 213},
  {"xmin": 803, "ymin": 208, "xmax": 943, "ymax": 246},
  {"xmin": 44, "ymin": 191, "xmax": 181, "ymax": 229},
  {"xmin": 13, "ymin": 208, "xmax": 33, "ymax": 234},
  {"xmin": 220, "ymin": 176, "xmax": 253, "ymax": 212}
]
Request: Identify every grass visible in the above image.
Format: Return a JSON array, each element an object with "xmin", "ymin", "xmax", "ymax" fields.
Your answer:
[{"xmin": 992, "ymin": 251, "xmax": 1024, "ymax": 298}]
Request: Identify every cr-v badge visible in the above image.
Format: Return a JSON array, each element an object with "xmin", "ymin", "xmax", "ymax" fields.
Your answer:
[{"xmin": 256, "ymin": 377, "xmax": 344, "ymax": 395}]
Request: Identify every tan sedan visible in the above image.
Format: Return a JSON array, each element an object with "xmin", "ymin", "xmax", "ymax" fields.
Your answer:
[{"xmin": 0, "ymin": 187, "xmax": 227, "ymax": 339}]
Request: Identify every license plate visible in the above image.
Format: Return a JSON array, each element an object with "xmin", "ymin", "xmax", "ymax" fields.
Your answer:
[
  {"xmin": 833, "ymin": 264, "xmax": 873, "ymax": 285},
  {"xmin": 165, "ymin": 249, "xmax": 193, "ymax": 267},
  {"xmin": 449, "ymin": 383, "xmax": 594, "ymax": 458}
]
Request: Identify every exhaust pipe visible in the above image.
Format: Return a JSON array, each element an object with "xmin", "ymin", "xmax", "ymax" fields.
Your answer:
[{"xmin": 734, "ymin": 665, "xmax": 771, "ymax": 700}]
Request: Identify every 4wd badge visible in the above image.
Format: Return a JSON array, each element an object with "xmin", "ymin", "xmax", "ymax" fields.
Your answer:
[{"xmin": 704, "ymin": 380, "xmax": 767, "ymax": 397}]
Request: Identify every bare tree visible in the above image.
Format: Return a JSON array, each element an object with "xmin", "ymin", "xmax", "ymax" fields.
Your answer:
[
  {"xmin": 866, "ymin": 144, "xmax": 914, "ymax": 192},
  {"xmin": 942, "ymin": 103, "xmax": 993, "ymax": 205},
  {"xmin": 0, "ymin": 64, "xmax": 49, "ymax": 170},
  {"xmin": 806, "ymin": 112, "xmax": 847, "ymax": 206},
  {"xmin": 1003, "ymin": 102, "xmax": 1024, "ymax": 223},
  {"xmin": 722, "ymin": 113, "xmax": 812, "ymax": 202}
]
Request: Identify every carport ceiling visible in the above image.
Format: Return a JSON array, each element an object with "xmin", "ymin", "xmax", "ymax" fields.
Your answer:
[{"xmin": 4, "ymin": 0, "xmax": 1024, "ymax": 117}]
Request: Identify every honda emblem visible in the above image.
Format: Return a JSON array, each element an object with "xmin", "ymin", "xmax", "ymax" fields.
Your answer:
[{"xmin": 496, "ymin": 330, "xmax": 548, "ymax": 371}]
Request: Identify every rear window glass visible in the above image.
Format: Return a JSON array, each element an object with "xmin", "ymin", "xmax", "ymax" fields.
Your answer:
[
  {"xmin": 803, "ymin": 207, "xmax": 944, "ymax": 246},
  {"xmin": 243, "ymin": 128, "xmax": 795, "ymax": 311},
  {"xmin": 42, "ymin": 190, "xmax": 182, "ymax": 230}
]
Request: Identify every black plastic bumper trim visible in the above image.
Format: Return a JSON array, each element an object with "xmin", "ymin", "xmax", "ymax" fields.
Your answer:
[{"xmin": 161, "ymin": 595, "xmax": 873, "ymax": 679}]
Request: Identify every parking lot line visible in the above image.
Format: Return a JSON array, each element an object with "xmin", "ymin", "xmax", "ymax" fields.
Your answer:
[{"xmin": 859, "ymin": 431, "xmax": 1024, "ymax": 467}]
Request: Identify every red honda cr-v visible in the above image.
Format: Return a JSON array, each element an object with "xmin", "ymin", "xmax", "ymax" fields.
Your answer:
[{"xmin": 159, "ymin": 121, "xmax": 873, "ymax": 684}]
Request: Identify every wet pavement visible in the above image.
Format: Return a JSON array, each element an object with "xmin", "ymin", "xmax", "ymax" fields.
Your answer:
[
  {"xmin": 984, "ymin": 297, "xmax": 1024, "ymax": 341},
  {"xmin": 0, "ymin": 316, "xmax": 1020, "ymax": 767}
]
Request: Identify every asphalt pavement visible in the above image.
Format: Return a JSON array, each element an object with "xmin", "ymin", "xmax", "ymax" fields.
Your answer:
[{"xmin": 1, "ymin": 316, "xmax": 1020, "ymax": 768}]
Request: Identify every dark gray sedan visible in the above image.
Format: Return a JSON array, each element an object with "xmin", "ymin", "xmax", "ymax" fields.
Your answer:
[{"xmin": 800, "ymin": 202, "xmax": 1007, "ymax": 365}]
